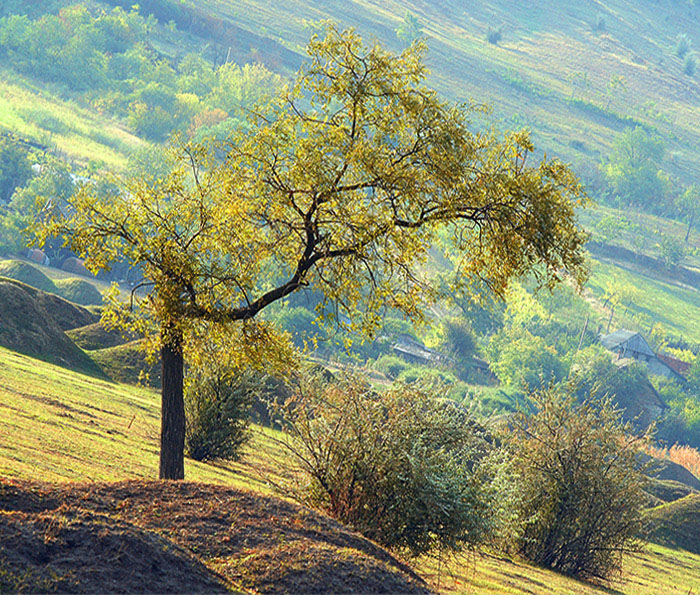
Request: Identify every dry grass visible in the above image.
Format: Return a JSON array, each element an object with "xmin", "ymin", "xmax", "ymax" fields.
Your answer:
[{"xmin": 646, "ymin": 443, "xmax": 700, "ymax": 480}]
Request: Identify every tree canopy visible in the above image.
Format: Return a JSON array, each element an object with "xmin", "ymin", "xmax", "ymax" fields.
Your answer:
[{"xmin": 42, "ymin": 24, "xmax": 588, "ymax": 479}]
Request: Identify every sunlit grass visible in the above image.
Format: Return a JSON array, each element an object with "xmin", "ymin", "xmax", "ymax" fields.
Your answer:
[
  {"xmin": 588, "ymin": 260, "xmax": 700, "ymax": 343},
  {"xmin": 0, "ymin": 69, "xmax": 141, "ymax": 170},
  {"xmin": 0, "ymin": 346, "xmax": 287, "ymax": 492}
]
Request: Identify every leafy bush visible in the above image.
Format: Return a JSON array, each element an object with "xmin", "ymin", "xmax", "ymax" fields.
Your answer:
[
  {"xmin": 489, "ymin": 328, "xmax": 566, "ymax": 391},
  {"xmin": 439, "ymin": 318, "xmax": 477, "ymax": 363},
  {"xmin": 273, "ymin": 372, "xmax": 495, "ymax": 556},
  {"xmin": 373, "ymin": 353, "xmax": 408, "ymax": 379},
  {"xmin": 486, "ymin": 24, "xmax": 503, "ymax": 45},
  {"xmin": 504, "ymin": 384, "xmax": 649, "ymax": 580},
  {"xmin": 675, "ymin": 33, "xmax": 691, "ymax": 58},
  {"xmin": 184, "ymin": 363, "xmax": 257, "ymax": 462},
  {"xmin": 684, "ymin": 53, "xmax": 697, "ymax": 76}
]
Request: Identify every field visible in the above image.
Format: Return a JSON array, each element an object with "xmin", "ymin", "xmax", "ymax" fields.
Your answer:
[
  {"xmin": 1, "ymin": 345, "xmax": 699, "ymax": 593},
  {"xmin": 587, "ymin": 259, "xmax": 700, "ymax": 343},
  {"xmin": 0, "ymin": 68, "xmax": 141, "ymax": 170}
]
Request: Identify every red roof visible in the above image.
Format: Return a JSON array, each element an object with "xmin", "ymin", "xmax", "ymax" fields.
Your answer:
[{"xmin": 657, "ymin": 353, "xmax": 691, "ymax": 378}]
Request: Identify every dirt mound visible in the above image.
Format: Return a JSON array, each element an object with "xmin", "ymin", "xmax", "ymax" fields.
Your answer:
[
  {"xmin": 648, "ymin": 494, "xmax": 700, "ymax": 554},
  {"xmin": 54, "ymin": 278, "xmax": 103, "ymax": 306},
  {"xmin": 0, "ymin": 479, "xmax": 429, "ymax": 594},
  {"xmin": 644, "ymin": 455, "xmax": 700, "ymax": 491},
  {"xmin": 646, "ymin": 478, "xmax": 697, "ymax": 504},
  {"xmin": 67, "ymin": 322, "xmax": 131, "ymax": 351},
  {"xmin": 0, "ymin": 259, "xmax": 57, "ymax": 293},
  {"xmin": 0, "ymin": 280, "xmax": 103, "ymax": 377}
]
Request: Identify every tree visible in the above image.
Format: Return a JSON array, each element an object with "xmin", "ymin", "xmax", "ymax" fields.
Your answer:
[
  {"xmin": 0, "ymin": 137, "xmax": 32, "ymax": 203},
  {"xmin": 604, "ymin": 74, "xmax": 626, "ymax": 110},
  {"xmin": 41, "ymin": 25, "xmax": 588, "ymax": 479},
  {"xmin": 677, "ymin": 184, "xmax": 700, "ymax": 243},
  {"xmin": 602, "ymin": 127, "xmax": 669, "ymax": 210},
  {"xmin": 505, "ymin": 383, "xmax": 648, "ymax": 580},
  {"xmin": 395, "ymin": 12, "xmax": 423, "ymax": 47}
]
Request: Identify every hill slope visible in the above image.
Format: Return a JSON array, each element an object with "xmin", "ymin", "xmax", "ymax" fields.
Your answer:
[
  {"xmin": 126, "ymin": 0, "xmax": 700, "ymax": 185},
  {"xmin": 1, "ymin": 347, "xmax": 700, "ymax": 593},
  {"xmin": 0, "ymin": 279, "xmax": 102, "ymax": 376}
]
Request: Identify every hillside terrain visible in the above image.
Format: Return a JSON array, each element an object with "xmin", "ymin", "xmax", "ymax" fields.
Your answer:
[
  {"xmin": 2, "ymin": 1, "xmax": 700, "ymax": 592},
  {"xmin": 0, "ymin": 346, "xmax": 699, "ymax": 593}
]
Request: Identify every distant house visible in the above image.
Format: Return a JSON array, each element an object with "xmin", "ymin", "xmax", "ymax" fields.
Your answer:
[
  {"xmin": 600, "ymin": 329, "xmax": 688, "ymax": 382},
  {"xmin": 391, "ymin": 336, "xmax": 444, "ymax": 366}
]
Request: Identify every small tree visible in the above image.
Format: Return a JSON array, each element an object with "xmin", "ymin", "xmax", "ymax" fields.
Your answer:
[
  {"xmin": 675, "ymin": 33, "xmax": 691, "ymax": 59},
  {"xmin": 505, "ymin": 384, "xmax": 649, "ymax": 580},
  {"xmin": 683, "ymin": 52, "xmax": 697, "ymax": 76},
  {"xmin": 677, "ymin": 184, "xmax": 700, "ymax": 243},
  {"xmin": 395, "ymin": 12, "xmax": 423, "ymax": 46},
  {"xmin": 272, "ymin": 372, "xmax": 495, "ymax": 557}
]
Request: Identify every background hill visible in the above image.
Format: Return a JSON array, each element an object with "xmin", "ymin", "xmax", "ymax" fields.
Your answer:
[{"xmin": 1, "ymin": 0, "xmax": 699, "ymax": 184}]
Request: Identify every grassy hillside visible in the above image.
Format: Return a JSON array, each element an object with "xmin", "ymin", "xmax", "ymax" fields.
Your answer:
[
  {"xmin": 171, "ymin": 0, "xmax": 700, "ymax": 187},
  {"xmin": 0, "ymin": 68, "xmax": 141, "ymax": 170},
  {"xmin": 1, "ymin": 345, "xmax": 700, "ymax": 593}
]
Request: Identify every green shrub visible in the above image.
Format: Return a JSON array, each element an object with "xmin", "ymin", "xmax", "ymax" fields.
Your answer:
[
  {"xmin": 273, "ymin": 372, "xmax": 495, "ymax": 557},
  {"xmin": 592, "ymin": 13, "xmax": 606, "ymax": 32},
  {"xmin": 373, "ymin": 353, "xmax": 408, "ymax": 379},
  {"xmin": 675, "ymin": 33, "xmax": 691, "ymax": 58},
  {"xmin": 184, "ymin": 364, "xmax": 257, "ymax": 462},
  {"xmin": 684, "ymin": 53, "xmax": 697, "ymax": 76},
  {"xmin": 504, "ymin": 384, "xmax": 649, "ymax": 580},
  {"xmin": 486, "ymin": 25, "xmax": 503, "ymax": 45}
]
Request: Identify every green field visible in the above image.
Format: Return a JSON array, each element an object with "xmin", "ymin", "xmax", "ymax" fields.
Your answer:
[
  {"xmin": 588, "ymin": 259, "xmax": 700, "ymax": 343},
  {"xmin": 0, "ymin": 68, "xmax": 141, "ymax": 170},
  {"xmin": 1, "ymin": 345, "xmax": 699, "ymax": 593}
]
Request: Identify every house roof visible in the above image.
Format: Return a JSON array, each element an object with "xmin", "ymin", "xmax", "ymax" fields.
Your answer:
[
  {"xmin": 657, "ymin": 353, "xmax": 691, "ymax": 378},
  {"xmin": 600, "ymin": 330, "xmax": 656, "ymax": 358}
]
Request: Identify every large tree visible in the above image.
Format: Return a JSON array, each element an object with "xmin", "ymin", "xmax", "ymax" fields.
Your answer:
[{"xmin": 42, "ymin": 25, "xmax": 588, "ymax": 479}]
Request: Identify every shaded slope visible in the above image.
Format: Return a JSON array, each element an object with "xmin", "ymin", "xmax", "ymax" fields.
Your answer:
[
  {"xmin": 90, "ymin": 340, "xmax": 161, "ymax": 388},
  {"xmin": 0, "ymin": 279, "xmax": 102, "ymax": 377},
  {"xmin": 0, "ymin": 508, "xmax": 228, "ymax": 594},
  {"xmin": 648, "ymin": 494, "xmax": 700, "ymax": 555},
  {"xmin": 0, "ymin": 479, "xmax": 430, "ymax": 594}
]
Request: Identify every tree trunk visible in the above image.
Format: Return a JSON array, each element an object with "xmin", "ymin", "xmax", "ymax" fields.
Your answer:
[{"xmin": 159, "ymin": 328, "xmax": 185, "ymax": 480}]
